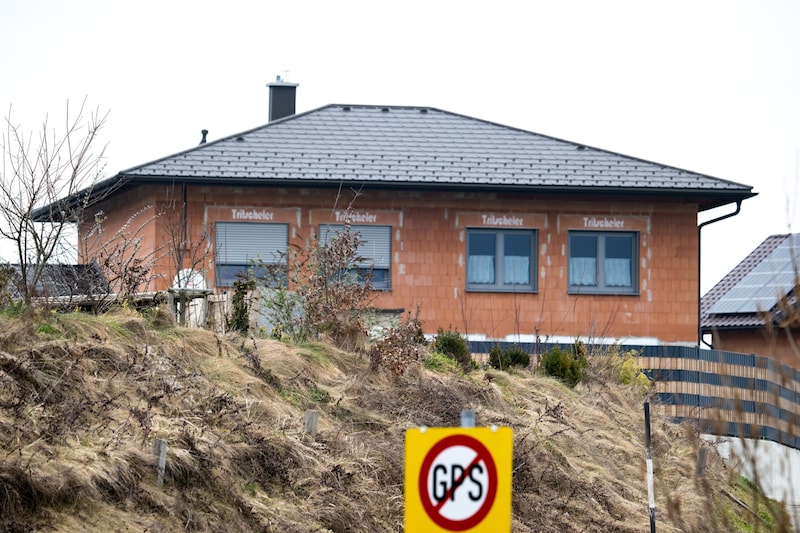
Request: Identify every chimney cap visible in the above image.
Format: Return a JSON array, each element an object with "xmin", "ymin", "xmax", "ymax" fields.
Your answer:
[{"xmin": 267, "ymin": 74, "xmax": 298, "ymax": 88}]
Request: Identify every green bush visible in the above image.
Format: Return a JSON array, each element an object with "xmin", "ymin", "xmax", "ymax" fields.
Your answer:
[
  {"xmin": 488, "ymin": 344, "xmax": 531, "ymax": 370},
  {"xmin": 226, "ymin": 276, "xmax": 256, "ymax": 334},
  {"xmin": 540, "ymin": 343, "xmax": 588, "ymax": 388},
  {"xmin": 617, "ymin": 350, "xmax": 651, "ymax": 390},
  {"xmin": 423, "ymin": 351, "xmax": 463, "ymax": 373},
  {"xmin": 432, "ymin": 327, "xmax": 472, "ymax": 371}
]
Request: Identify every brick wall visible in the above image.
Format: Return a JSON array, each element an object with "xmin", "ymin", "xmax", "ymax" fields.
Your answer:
[
  {"xmin": 713, "ymin": 328, "xmax": 800, "ymax": 371},
  {"xmin": 87, "ymin": 185, "xmax": 701, "ymax": 344},
  {"xmin": 79, "ymin": 186, "xmax": 160, "ymax": 292}
]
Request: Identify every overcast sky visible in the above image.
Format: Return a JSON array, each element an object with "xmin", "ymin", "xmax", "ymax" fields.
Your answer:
[{"xmin": 1, "ymin": 0, "xmax": 799, "ymax": 294}]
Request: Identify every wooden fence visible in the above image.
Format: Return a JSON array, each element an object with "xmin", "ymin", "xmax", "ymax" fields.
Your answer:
[{"xmin": 469, "ymin": 341, "xmax": 800, "ymax": 450}]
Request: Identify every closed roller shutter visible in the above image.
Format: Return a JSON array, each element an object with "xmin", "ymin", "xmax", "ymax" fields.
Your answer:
[
  {"xmin": 215, "ymin": 222, "xmax": 288, "ymax": 264},
  {"xmin": 319, "ymin": 224, "xmax": 391, "ymax": 268}
]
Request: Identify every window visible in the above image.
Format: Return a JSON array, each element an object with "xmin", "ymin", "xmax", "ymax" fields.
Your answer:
[
  {"xmin": 568, "ymin": 231, "xmax": 638, "ymax": 294},
  {"xmin": 466, "ymin": 229, "xmax": 536, "ymax": 292},
  {"xmin": 319, "ymin": 224, "xmax": 392, "ymax": 290},
  {"xmin": 215, "ymin": 222, "xmax": 288, "ymax": 287}
]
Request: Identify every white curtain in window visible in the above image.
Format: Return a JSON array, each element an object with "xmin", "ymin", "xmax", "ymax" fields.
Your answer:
[
  {"xmin": 503, "ymin": 256, "xmax": 530, "ymax": 285},
  {"xmin": 605, "ymin": 258, "xmax": 631, "ymax": 287},
  {"xmin": 468, "ymin": 255, "xmax": 495, "ymax": 284},
  {"xmin": 569, "ymin": 257, "xmax": 597, "ymax": 286}
]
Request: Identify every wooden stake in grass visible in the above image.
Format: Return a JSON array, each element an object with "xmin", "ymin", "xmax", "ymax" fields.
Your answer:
[
  {"xmin": 304, "ymin": 409, "xmax": 319, "ymax": 438},
  {"xmin": 153, "ymin": 438, "xmax": 168, "ymax": 488},
  {"xmin": 461, "ymin": 409, "xmax": 475, "ymax": 428}
]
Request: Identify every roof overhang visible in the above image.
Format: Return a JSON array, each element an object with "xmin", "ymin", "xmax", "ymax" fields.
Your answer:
[{"xmin": 32, "ymin": 172, "xmax": 756, "ymax": 223}]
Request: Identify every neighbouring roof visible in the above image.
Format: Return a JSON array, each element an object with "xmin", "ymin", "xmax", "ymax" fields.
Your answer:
[
  {"xmin": 35, "ymin": 104, "xmax": 755, "ymax": 220},
  {"xmin": 4, "ymin": 262, "xmax": 110, "ymax": 299},
  {"xmin": 701, "ymin": 234, "xmax": 800, "ymax": 330}
]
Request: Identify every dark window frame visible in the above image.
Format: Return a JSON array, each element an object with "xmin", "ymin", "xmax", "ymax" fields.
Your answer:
[
  {"xmin": 466, "ymin": 228, "xmax": 538, "ymax": 293},
  {"xmin": 567, "ymin": 231, "xmax": 639, "ymax": 295}
]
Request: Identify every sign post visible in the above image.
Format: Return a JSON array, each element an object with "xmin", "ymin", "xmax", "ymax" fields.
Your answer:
[{"xmin": 405, "ymin": 426, "xmax": 512, "ymax": 532}]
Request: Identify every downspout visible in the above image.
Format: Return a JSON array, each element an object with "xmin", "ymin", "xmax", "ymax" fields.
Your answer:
[
  {"xmin": 182, "ymin": 182, "xmax": 188, "ymax": 251},
  {"xmin": 697, "ymin": 200, "xmax": 742, "ymax": 347}
]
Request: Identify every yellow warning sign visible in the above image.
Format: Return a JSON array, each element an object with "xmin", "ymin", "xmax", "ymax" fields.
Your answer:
[{"xmin": 404, "ymin": 427, "xmax": 512, "ymax": 532}]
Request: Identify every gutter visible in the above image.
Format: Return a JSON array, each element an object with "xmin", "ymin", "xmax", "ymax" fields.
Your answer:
[{"xmin": 697, "ymin": 200, "xmax": 743, "ymax": 347}]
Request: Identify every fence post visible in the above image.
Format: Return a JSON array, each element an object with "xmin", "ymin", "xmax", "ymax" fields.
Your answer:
[
  {"xmin": 644, "ymin": 401, "xmax": 656, "ymax": 532},
  {"xmin": 461, "ymin": 409, "xmax": 475, "ymax": 428},
  {"xmin": 695, "ymin": 447, "xmax": 708, "ymax": 478},
  {"xmin": 153, "ymin": 438, "xmax": 168, "ymax": 488},
  {"xmin": 304, "ymin": 409, "xmax": 319, "ymax": 438}
]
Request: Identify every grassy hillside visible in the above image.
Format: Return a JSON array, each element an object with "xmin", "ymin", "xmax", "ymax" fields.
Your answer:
[{"xmin": 0, "ymin": 308, "xmax": 791, "ymax": 532}]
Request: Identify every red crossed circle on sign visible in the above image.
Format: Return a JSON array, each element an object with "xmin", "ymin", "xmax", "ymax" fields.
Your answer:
[{"xmin": 418, "ymin": 434, "xmax": 498, "ymax": 530}]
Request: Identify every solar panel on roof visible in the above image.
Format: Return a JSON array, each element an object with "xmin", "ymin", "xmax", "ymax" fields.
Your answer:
[{"xmin": 709, "ymin": 235, "xmax": 800, "ymax": 315}]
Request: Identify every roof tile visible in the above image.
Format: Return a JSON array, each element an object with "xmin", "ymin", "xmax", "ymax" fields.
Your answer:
[{"xmin": 119, "ymin": 105, "xmax": 753, "ymax": 206}]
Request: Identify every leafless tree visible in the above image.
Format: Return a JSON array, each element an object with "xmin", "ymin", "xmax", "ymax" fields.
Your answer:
[
  {"xmin": 159, "ymin": 184, "xmax": 212, "ymax": 290},
  {"xmin": 0, "ymin": 99, "xmax": 108, "ymax": 305},
  {"xmin": 158, "ymin": 185, "xmax": 213, "ymax": 325},
  {"xmin": 79, "ymin": 205, "xmax": 163, "ymax": 310}
]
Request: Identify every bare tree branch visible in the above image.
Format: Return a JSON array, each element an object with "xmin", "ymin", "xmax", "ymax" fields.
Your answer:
[{"xmin": 0, "ymin": 99, "xmax": 108, "ymax": 304}]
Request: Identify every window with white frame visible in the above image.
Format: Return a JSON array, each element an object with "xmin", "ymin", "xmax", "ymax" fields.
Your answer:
[
  {"xmin": 568, "ymin": 231, "xmax": 638, "ymax": 294},
  {"xmin": 214, "ymin": 222, "xmax": 288, "ymax": 287},
  {"xmin": 466, "ymin": 229, "xmax": 537, "ymax": 292},
  {"xmin": 318, "ymin": 224, "xmax": 392, "ymax": 290}
]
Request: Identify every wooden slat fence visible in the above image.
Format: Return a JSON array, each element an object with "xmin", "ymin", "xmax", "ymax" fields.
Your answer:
[{"xmin": 469, "ymin": 341, "xmax": 800, "ymax": 450}]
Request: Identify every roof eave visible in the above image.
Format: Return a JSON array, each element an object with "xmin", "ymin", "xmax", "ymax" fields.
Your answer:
[
  {"xmin": 33, "ymin": 173, "xmax": 755, "ymax": 222},
  {"xmin": 115, "ymin": 173, "xmax": 757, "ymax": 200}
]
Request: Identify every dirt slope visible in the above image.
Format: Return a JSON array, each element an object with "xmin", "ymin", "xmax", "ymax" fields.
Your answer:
[{"xmin": 0, "ymin": 309, "xmax": 788, "ymax": 532}]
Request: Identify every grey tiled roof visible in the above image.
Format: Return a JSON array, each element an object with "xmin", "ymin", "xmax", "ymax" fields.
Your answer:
[
  {"xmin": 701, "ymin": 234, "xmax": 799, "ymax": 330},
  {"xmin": 118, "ymin": 104, "xmax": 753, "ymax": 207},
  {"xmin": 4, "ymin": 262, "xmax": 110, "ymax": 299}
]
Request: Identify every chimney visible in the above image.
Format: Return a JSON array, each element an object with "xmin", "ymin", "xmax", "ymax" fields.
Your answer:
[{"xmin": 267, "ymin": 75, "xmax": 299, "ymax": 122}]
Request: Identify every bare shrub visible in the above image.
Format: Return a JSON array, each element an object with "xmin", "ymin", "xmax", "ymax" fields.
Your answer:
[
  {"xmin": 583, "ymin": 344, "xmax": 650, "ymax": 392},
  {"xmin": 0, "ymin": 100, "xmax": 109, "ymax": 306},
  {"xmin": 259, "ymin": 205, "xmax": 377, "ymax": 350},
  {"xmin": 80, "ymin": 205, "xmax": 162, "ymax": 308},
  {"xmin": 368, "ymin": 306, "xmax": 425, "ymax": 376}
]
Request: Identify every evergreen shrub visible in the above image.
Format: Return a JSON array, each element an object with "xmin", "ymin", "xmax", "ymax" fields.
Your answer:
[
  {"xmin": 540, "ymin": 342, "xmax": 588, "ymax": 388},
  {"xmin": 488, "ymin": 344, "xmax": 531, "ymax": 370},
  {"xmin": 432, "ymin": 327, "xmax": 471, "ymax": 371}
]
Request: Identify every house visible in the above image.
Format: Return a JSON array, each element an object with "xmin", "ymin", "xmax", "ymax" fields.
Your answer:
[
  {"xmin": 37, "ymin": 80, "xmax": 755, "ymax": 346},
  {"xmin": 701, "ymin": 233, "xmax": 800, "ymax": 369}
]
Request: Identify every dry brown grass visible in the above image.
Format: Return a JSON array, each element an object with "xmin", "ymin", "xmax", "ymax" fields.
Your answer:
[{"xmin": 0, "ymin": 309, "xmax": 785, "ymax": 532}]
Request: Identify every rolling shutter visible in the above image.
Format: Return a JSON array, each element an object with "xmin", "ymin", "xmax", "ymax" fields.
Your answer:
[
  {"xmin": 319, "ymin": 224, "xmax": 391, "ymax": 268},
  {"xmin": 215, "ymin": 222, "xmax": 288, "ymax": 264}
]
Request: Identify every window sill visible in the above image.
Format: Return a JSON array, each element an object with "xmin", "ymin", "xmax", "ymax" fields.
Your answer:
[
  {"xmin": 466, "ymin": 287, "xmax": 537, "ymax": 294},
  {"xmin": 567, "ymin": 288, "xmax": 640, "ymax": 296}
]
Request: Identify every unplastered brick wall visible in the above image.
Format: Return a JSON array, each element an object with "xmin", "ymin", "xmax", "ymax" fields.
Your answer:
[
  {"xmin": 714, "ymin": 329, "xmax": 800, "ymax": 372},
  {"xmin": 80, "ymin": 186, "xmax": 161, "ymax": 292},
  {"xmin": 86, "ymin": 184, "xmax": 701, "ymax": 344}
]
